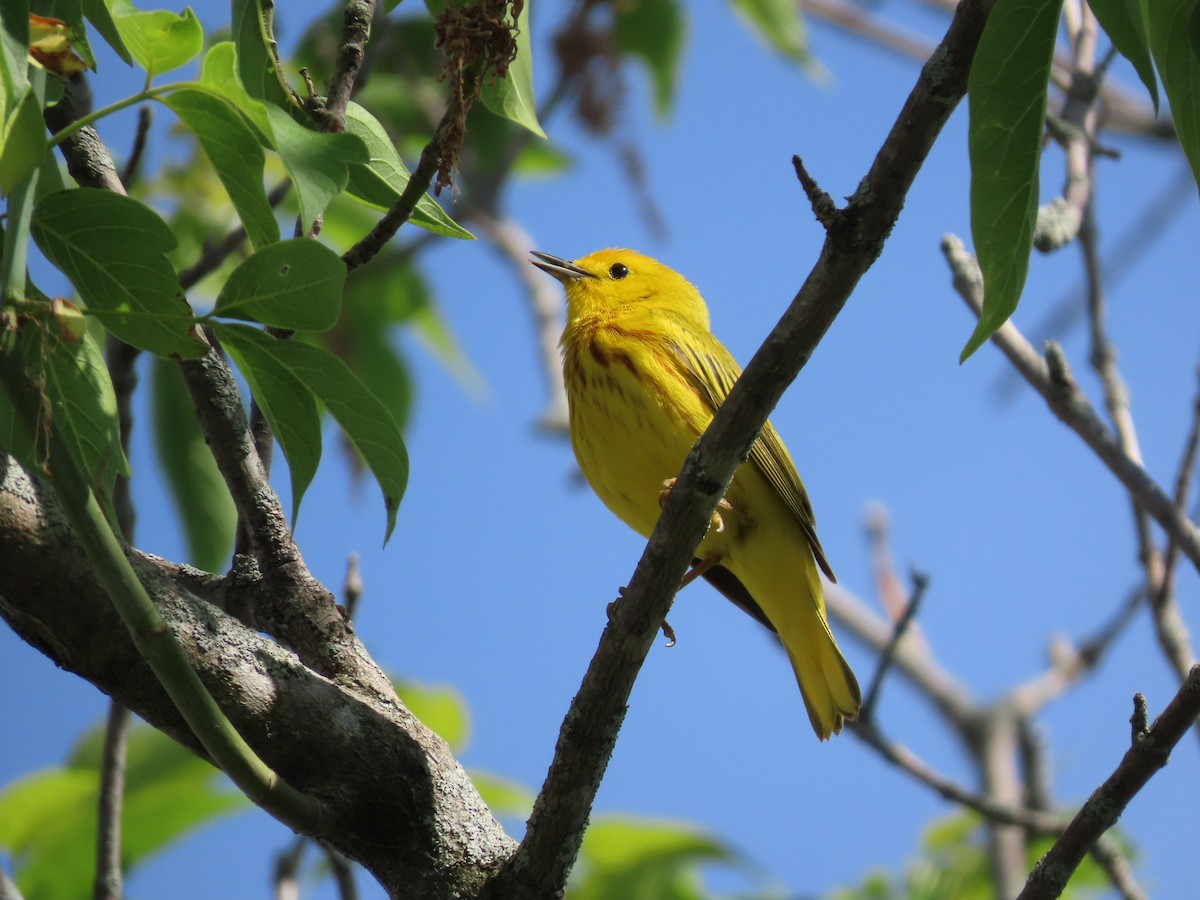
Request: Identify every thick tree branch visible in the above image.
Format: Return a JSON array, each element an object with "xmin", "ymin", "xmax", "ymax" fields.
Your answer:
[{"xmin": 0, "ymin": 461, "xmax": 514, "ymax": 898}]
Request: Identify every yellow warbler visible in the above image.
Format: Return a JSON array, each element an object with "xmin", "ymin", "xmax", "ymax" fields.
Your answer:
[{"xmin": 532, "ymin": 248, "xmax": 861, "ymax": 739}]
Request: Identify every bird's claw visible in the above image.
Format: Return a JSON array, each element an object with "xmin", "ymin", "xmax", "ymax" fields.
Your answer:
[
  {"xmin": 660, "ymin": 477, "xmax": 739, "ymax": 534},
  {"xmin": 661, "ymin": 619, "xmax": 676, "ymax": 647}
]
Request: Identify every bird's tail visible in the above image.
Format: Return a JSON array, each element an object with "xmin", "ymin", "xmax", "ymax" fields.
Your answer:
[{"xmin": 777, "ymin": 554, "xmax": 861, "ymax": 740}]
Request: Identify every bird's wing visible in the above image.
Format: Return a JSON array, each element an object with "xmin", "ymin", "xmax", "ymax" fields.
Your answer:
[{"xmin": 667, "ymin": 333, "xmax": 836, "ymax": 582}]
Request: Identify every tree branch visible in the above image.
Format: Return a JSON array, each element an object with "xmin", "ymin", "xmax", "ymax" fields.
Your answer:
[{"xmin": 1017, "ymin": 667, "xmax": 1200, "ymax": 900}]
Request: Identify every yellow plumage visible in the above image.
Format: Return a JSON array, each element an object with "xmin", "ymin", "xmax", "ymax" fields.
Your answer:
[{"xmin": 532, "ymin": 248, "xmax": 861, "ymax": 740}]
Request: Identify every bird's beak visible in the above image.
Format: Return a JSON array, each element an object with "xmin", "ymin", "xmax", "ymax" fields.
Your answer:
[{"xmin": 530, "ymin": 251, "xmax": 595, "ymax": 284}]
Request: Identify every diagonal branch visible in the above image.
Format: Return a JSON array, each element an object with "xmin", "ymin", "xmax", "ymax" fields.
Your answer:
[{"xmin": 494, "ymin": 1, "xmax": 1001, "ymax": 896}]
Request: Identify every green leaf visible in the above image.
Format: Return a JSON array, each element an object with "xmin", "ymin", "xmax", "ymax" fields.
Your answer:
[
  {"xmin": 198, "ymin": 41, "xmax": 273, "ymax": 143},
  {"xmin": 31, "ymin": 189, "xmax": 207, "ymax": 358},
  {"xmin": 0, "ymin": 722, "xmax": 245, "ymax": 898},
  {"xmin": 150, "ymin": 356, "xmax": 236, "ymax": 571},
  {"xmin": 268, "ymin": 104, "xmax": 370, "ymax": 231},
  {"xmin": 81, "ymin": 0, "xmax": 133, "ymax": 65},
  {"xmin": 1146, "ymin": 3, "xmax": 1200, "ymax": 192},
  {"xmin": 960, "ymin": 0, "xmax": 1063, "ymax": 362},
  {"xmin": 231, "ymin": 0, "xmax": 293, "ymax": 109},
  {"xmin": 1090, "ymin": 0, "xmax": 1159, "ymax": 111},
  {"xmin": 0, "ymin": 85, "xmax": 47, "ymax": 194},
  {"xmin": 110, "ymin": 0, "xmax": 203, "ymax": 76},
  {"xmin": 217, "ymin": 323, "xmax": 408, "ymax": 543},
  {"xmin": 213, "ymin": 238, "xmax": 345, "ymax": 331},
  {"xmin": 394, "ymin": 679, "xmax": 470, "ymax": 751},
  {"xmin": 342, "ymin": 101, "xmax": 474, "ymax": 239},
  {"xmin": 729, "ymin": 0, "xmax": 813, "ymax": 66},
  {"xmin": 479, "ymin": 0, "xmax": 544, "ymax": 138},
  {"xmin": 0, "ymin": 314, "xmax": 129, "ymax": 499},
  {"xmin": 218, "ymin": 324, "xmax": 322, "ymax": 526},
  {"xmin": 614, "ymin": 0, "xmax": 686, "ymax": 117},
  {"xmin": 0, "ymin": 0, "xmax": 30, "ymax": 112},
  {"xmin": 162, "ymin": 87, "xmax": 279, "ymax": 250}
]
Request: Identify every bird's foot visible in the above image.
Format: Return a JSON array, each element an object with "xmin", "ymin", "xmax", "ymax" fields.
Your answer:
[
  {"xmin": 659, "ymin": 477, "xmax": 741, "ymax": 533},
  {"xmin": 609, "ymin": 587, "xmax": 676, "ymax": 647}
]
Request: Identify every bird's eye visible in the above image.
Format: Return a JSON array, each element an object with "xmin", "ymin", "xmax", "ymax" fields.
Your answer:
[{"xmin": 609, "ymin": 263, "xmax": 629, "ymax": 280}]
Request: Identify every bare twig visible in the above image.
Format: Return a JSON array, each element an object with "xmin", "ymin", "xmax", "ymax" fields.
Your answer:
[
  {"xmin": 1018, "ymin": 667, "xmax": 1200, "ymax": 900},
  {"xmin": 942, "ymin": 236, "xmax": 1200, "ymax": 573},
  {"xmin": 343, "ymin": 552, "xmax": 364, "ymax": 621},
  {"xmin": 119, "ymin": 105, "xmax": 153, "ymax": 189},
  {"xmin": 470, "ymin": 210, "xmax": 569, "ymax": 432},
  {"xmin": 321, "ymin": 1, "xmax": 377, "ymax": 131},
  {"xmin": 92, "ymin": 701, "xmax": 130, "ymax": 900},
  {"xmin": 859, "ymin": 568, "xmax": 929, "ymax": 722},
  {"xmin": 326, "ymin": 846, "xmax": 359, "ymax": 900}
]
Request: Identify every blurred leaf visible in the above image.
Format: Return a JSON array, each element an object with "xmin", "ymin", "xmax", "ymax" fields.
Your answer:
[
  {"xmin": 0, "ymin": 721, "xmax": 245, "ymax": 898},
  {"xmin": 150, "ymin": 356, "xmax": 236, "ymax": 572},
  {"xmin": 614, "ymin": 0, "xmax": 686, "ymax": 117},
  {"xmin": 26, "ymin": 12, "xmax": 87, "ymax": 74},
  {"xmin": 960, "ymin": 0, "xmax": 1062, "ymax": 362},
  {"xmin": 0, "ymin": 84, "xmax": 46, "ymax": 193},
  {"xmin": 729, "ymin": 0, "xmax": 813, "ymax": 66},
  {"xmin": 80, "ymin": 0, "xmax": 132, "ymax": 65},
  {"xmin": 394, "ymin": 679, "xmax": 470, "ymax": 751},
  {"xmin": 213, "ymin": 238, "xmax": 345, "ymax": 331},
  {"xmin": 110, "ymin": 0, "xmax": 203, "ymax": 77},
  {"xmin": 479, "ymin": 0, "xmax": 544, "ymax": 138},
  {"xmin": 31, "ymin": 189, "xmax": 207, "ymax": 358},
  {"xmin": 513, "ymin": 139, "xmax": 572, "ymax": 177},
  {"xmin": 1145, "ymin": 4, "xmax": 1200, "ymax": 192},
  {"xmin": 571, "ymin": 816, "xmax": 741, "ymax": 900},
  {"xmin": 162, "ymin": 87, "xmax": 279, "ymax": 250},
  {"xmin": 1090, "ymin": 0, "xmax": 1158, "ymax": 112},
  {"xmin": 219, "ymin": 324, "xmax": 322, "ymax": 526},
  {"xmin": 342, "ymin": 101, "xmax": 474, "ymax": 239},
  {"xmin": 217, "ymin": 323, "xmax": 408, "ymax": 542},
  {"xmin": 469, "ymin": 771, "xmax": 533, "ymax": 818},
  {"xmin": 268, "ymin": 104, "xmax": 370, "ymax": 231}
]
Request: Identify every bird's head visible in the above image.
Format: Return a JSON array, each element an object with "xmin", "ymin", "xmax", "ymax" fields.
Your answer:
[{"xmin": 531, "ymin": 248, "xmax": 709, "ymax": 329}]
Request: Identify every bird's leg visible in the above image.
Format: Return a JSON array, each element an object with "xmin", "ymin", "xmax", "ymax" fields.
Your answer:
[
  {"xmin": 659, "ymin": 477, "xmax": 748, "ymax": 534},
  {"xmin": 609, "ymin": 586, "xmax": 677, "ymax": 647},
  {"xmin": 680, "ymin": 553, "xmax": 722, "ymax": 590}
]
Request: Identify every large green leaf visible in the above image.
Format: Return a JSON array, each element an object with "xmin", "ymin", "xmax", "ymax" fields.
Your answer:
[
  {"xmin": 109, "ymin": 0, "xmax": 203, "ymax": 77},
  {"xmin": 960, "ymin": 0, "xmax": 1063, "ymax": 362},
  {"xmin": 150, "ymin": 356, "xmax": 236, "ymax": 572},
  {"xmin": 230, "ymin": 0, "xmax": 293, "ymax": 109},
  {"xmin": 198, "ymin": 41, "xmax": 273, "ymax": 143},
  {"xmin": 342, "ymin": 101, "xmax": 474, "ymax": 239},
  {"xmin": 0, "ymin": 722, "xmax": 245, "ymax": 898},
  {"xmin": 1146, "ymin": 3, "xmax": 1200, "ymax": 192},
  {"xmin": 1090, "ymin": 0, "xmax": 1159, "ymax": 112},
  {"xmin": 213, "ymin": 238, "xmax": 345, "ymax": 331},
  {"xmin": 216, "ymin": 323, "xmax": 408, "ymax": 543},
  {"xmin": 30, "ymin": 189, "xmax": 207, "ymax": 358},
  {"xmin": 479, "ymin": 0, "xmax": 544, "ymax": 138},
  {"xmin": 218, "ymin": 325, "xmax": 322, "ymax": 526},
  {"xmin": 614, "ymin": 0, "xmax": 686, "ymax": 117},
  {"xmin": 162, "ymin": 87, "xmax": 279, "ymax": 250}
]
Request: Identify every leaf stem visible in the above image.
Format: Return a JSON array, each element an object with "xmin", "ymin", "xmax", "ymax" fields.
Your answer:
[{"xmin": 46, "ymin": 82, "xmax": 191, "ymax": 148}]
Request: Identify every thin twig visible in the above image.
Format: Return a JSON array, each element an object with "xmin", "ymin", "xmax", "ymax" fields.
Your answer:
[
  {"xmin": 92, "ymin": 701, "xmax": 130, "ymax": 900},
  {"xmin": 321, "ymin": 1, "xmax": 377, "ymax": 130},
  {"xmin": 343, "ymin": 553, "xmax": 363, "ymax": 621},
  {"xmin": 941, "ymin": 236, "xmax": 1200, "ymax": 573},
  {"xmin": 272, "ymin": 836, "xmax": 306, "ymax": 900},
  {"xmin": 325, "ymin": 846, "xmax": 359, "ymax": 900},
  {"xmin": 119, "ymin": 105, "xmax": 153, "ymax": 188},
  {"xmin": 859, "ymin": 568, "xmax": 929, "ymax": 722}
]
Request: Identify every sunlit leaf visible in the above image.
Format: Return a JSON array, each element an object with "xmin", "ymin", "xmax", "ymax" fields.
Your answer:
[
  {"xmin": 479, "ymin": 0, "xmax": 544, "ymax": 138},
  {"xmin": 110, "ymin": 0, "xmax": 203, "ymax": 77},
  {"xmin": 213, "ymin": 238, "xmax": 345, "ymax": 331}
]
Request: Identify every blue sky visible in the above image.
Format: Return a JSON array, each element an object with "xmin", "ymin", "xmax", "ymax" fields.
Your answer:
[{"xmin": 4, "ymin": 1, "xmax": 1199, "ymax": 897}]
